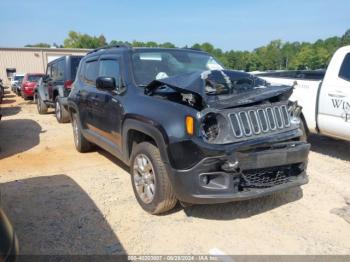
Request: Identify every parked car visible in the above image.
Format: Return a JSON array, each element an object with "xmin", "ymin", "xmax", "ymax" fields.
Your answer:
[
  {"xmin": 35, "ymin": 56, "xmax": 83, "ymax": 123},
  {"xmin": 10, "ymin": 74, "xmax": 24, "ymax": 93},
  {"xmin": 20, "ymin": 73, "xmax": 45, "ymax": 100},
  {"xmin": 0, "ymin": 197, "xmax": 19, "ymax": 261},
  {"xmin": 67, "ymin": 46, "xmax": 310, "ymax": 214},
  {"xmin": 255, "ymin": 45, "xmax": 350, "ymax": 141}
]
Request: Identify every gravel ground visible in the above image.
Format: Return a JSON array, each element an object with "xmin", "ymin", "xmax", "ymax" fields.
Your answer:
[{"xmin": 0, "ymin": 89, "xmax": 350, "ymax": 255}]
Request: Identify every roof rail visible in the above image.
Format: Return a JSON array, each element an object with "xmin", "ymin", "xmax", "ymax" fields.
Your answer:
[
  {"xmin": 87, "ymin": 44, "xmax": 131, "ymax": 55},
  {"xmin": 182, "ymin": 47, "xmax": 203, "ymax": 52}
]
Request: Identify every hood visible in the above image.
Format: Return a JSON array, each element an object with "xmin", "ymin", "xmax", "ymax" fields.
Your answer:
[{"xmin": 145, "ymin": 70, "xmax": 293, "ymax": 109}]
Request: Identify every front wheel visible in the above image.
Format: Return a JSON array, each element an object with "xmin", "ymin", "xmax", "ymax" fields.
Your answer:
[
  {"xmin": 130, "ymin": 142, "xmax": 177, "ymax": 214},
  {"xmin": 55, "ymin": 97, "xmax": 70, "ymax": 123}
]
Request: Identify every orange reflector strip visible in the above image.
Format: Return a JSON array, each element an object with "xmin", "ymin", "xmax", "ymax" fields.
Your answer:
[{"xmin": 186, "ymin": 116, "xmax": 194, "ymax": 135}]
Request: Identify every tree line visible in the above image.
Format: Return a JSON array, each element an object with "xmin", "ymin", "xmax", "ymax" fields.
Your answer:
[{"xmin": 26, "ymin": 29, "xmax": 350, "ymax": 71}]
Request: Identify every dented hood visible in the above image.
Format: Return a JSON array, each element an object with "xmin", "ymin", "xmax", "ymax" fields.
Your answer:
[{"xmin": 145, "ymin": 70, "xmax": 293, "ymax": 109}]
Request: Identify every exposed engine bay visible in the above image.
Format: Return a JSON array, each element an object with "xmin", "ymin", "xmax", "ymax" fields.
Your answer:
[
  {"xmin": 145, "ymin": 69, "xmax": 293, "ymax": 110},
  {"xmin": 145, "ymin": 69, "xmax": 302, "ymax": 144}
]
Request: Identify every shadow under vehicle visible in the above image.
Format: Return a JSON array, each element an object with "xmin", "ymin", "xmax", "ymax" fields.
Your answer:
[{"xmin": 0, "ymin": 194, "xmax": 19, "ymax": 262}]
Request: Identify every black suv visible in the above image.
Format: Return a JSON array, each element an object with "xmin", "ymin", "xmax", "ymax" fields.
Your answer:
[
  {"xmin": 35, "ymin": 56, "xmax": 83, "ymax": 123},
  {"xmin": 68, "ymin": 46, "xmax": 310, "ymax": 214}
]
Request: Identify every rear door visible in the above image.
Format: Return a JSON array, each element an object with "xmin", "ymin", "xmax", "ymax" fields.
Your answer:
[
  {"xmin": 48, "ymin": 62, "xmax": 57, "ymax": 100},
  {"xmin": 318, "ymin": 52, "xmax": 350, "ymax": 140}
]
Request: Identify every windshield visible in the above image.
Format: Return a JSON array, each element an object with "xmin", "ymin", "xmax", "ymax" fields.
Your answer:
[
  {"xmin": 27, "ymin": 75, "xmax": 43, "ymax": 82},
  {"xmin": 131, "ymin": 49, "xmax": 223, "ymax": 86}
]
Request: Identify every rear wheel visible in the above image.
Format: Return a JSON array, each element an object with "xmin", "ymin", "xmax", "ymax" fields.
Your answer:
[
  {"xmin": 36, "ymin": 95, "xmax": 48, "ymax": 114},
  {"xmin": 130, "ymin": 142, "xmax": 177, "ymax": 214},
  {"xmin": 71, "ymin": 113, "xmax": 93, "ymax": 152},
  {"xmin": 55, "ymin": 97, "xmax": 70, "ymax": 123}
]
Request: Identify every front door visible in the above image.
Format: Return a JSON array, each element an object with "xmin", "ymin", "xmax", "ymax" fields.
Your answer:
[
  {"xmin": 318, "ymin": 53, "xmax": 350, "ymax": 140},
  {"xmin": 90, "ymin": 56, "xmax": 124, "ymax": 153}
]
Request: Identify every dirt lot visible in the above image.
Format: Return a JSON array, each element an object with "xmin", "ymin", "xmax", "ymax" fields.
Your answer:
[{"xmin": 1, "ymin": 88, "xmax": 350, "ymax": 255}]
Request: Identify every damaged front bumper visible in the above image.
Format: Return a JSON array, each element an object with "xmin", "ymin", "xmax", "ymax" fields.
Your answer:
[{"xmin": 166, "ymin": 133, "xmax": 310, "ymax": 204}]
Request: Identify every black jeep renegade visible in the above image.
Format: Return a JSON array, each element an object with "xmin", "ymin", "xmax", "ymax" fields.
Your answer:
[{"xmin": 67, "ymin": 45, "xmax": 310, "ymax": 214}]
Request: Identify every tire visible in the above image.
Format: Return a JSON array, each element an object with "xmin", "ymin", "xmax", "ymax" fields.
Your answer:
[
  {"xmin": 130, "ymin": 142, "xmax": 177, "ymax": 214},
  {"xmin": 55, "ymin": 97, "xmax": 70, "ymax": 123},
  {"xmin": 36, "ymin": 95, "xmax": 48, "ymax": 114},
  {"xmin": 16, "ymin": 88, "xmax": 20, "ymax": 96},
  {"xmin": 71, "ymin": 113, "xmax": 93, "ymax": 153}
]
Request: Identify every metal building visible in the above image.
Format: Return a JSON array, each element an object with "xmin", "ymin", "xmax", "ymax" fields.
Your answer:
[{"xmin": 0, "ymin": 47, "xmax": 90, "ymax": 86}]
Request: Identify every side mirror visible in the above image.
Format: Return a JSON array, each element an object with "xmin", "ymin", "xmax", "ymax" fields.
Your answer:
[
  {"xmin": 96, "ymin": 77, "xmax": 116, "ymax": 91},
  {"xmin": 96, "ymin": 76, "xmax": 125, "ymax": 94}
]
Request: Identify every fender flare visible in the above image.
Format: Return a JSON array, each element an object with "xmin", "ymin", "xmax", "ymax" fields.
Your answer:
[{"xmin": 122, "ymin": 117, "xmax": 170, "ymax": 165}]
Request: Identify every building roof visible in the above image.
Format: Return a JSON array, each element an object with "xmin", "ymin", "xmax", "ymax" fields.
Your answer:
[{"xmin": 0, "ymin": 47, "xmax": 92, "ymax": 52}]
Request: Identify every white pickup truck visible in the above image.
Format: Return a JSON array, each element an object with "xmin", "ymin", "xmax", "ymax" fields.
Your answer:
[{"xmin": 255, "ymin": 45, "xmax": 350, "ymax": 141}]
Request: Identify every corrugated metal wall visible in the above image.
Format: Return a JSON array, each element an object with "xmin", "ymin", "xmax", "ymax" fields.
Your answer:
[{"xmin": 0, "ymin": 48, "xmax": 90, "ymax": 86}]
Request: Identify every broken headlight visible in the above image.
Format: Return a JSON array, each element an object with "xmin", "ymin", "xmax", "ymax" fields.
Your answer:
[
  {"xmin": 201, "ymin": 113, "xmax": 227, "ymax": 143},
  {"xmin": 288, "ymin": 101, "xmax": 302, "ymax": 125}
]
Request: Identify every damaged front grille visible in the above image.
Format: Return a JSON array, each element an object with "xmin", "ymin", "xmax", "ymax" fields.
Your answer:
[
  {"xmin": 229, "ymin": 104, "xmax": 290, "ymax": 138},
  {"xmin": 241, "ymin": 164, "xmax": 299, "ymax": 188}
]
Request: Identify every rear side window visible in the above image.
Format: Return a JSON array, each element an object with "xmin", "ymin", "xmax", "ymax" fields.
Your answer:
[
  {"xmin": 339, "ymin": 53, "xmax": 350, "ymax": 81},
  {"xmin": 51, "ymin": 63, "xmax": 58, "ymax": 80},
  {"xmin": 84, "ymin": 60, "xmax": 99, "ymax": 85},
  {"xmin": 51, "ymin": 60, "xmax": 64, "ymax": 81},
  {"xmin": 57, "ymin": 60, "xmax": 65, "ymax": 81},
  {"xmin": 99, "ymin": 59, "xmax": 120, "ymax": 80}
]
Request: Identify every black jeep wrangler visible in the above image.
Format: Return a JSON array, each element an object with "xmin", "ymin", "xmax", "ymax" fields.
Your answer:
[
  {"xmin": 35, "ymin": 56, "xmax": 83, "ymax": 123},
  {"xmin": 67, "ymin": 46, "xmax": 310, "ymax": 214}
]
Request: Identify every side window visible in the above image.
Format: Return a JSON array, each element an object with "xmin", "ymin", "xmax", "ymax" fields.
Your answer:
[
  {"xmin": 84, "ymin": 60, "xmax": 99, "ymax": 85},
  {"xmin": 99, "ymin": 59, "xmax": 120, "ymax": 80},
  {"xmin": 339, "ymin": 53, "xmax": 350, "ymax": 81},
  {"xmin": 46, "ymin": 65, "xmax": 52, "ymax": 77},
  {"xmin": 84, "ymin": 60, "xmax": 98, "ymax": 85},
  {"xmin": 57, "ymin": 60, "xmax": 65, "ymax": 81},
  {"xmin": 51, "ymin": 63, "xmax": 58, "ymax": 81}
]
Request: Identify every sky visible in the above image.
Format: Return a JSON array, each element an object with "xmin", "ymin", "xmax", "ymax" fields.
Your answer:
[{"xmin": 0, "ymin": 0, "xmax": 349, "ymax": 51}]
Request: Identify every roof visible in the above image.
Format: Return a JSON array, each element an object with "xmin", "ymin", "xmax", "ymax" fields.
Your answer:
[
  {"xmin": 85, "ymin": 46, "xmax": 207, "ymax": 57},
  {"xmin": 0, "ymin": 47, "xmax": 92, "ymax": 52}
]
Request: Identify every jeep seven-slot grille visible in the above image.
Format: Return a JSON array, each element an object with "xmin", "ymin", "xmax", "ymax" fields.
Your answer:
[{"xmin": 229, "ymin": 105, "xmax": 290, "ymax": 138}]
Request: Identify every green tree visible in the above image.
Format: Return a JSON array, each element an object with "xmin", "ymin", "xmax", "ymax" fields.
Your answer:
[
  {"xmin": 159, "ymin": 42, "xmax": 176, "ymax": 48},
  {"xmin": 63, "ymin": 31, "xmax": 107, "ymax": 48},
  {"xmin": 25, "ymin": 43, "xmax": 51, "ymax": 48},
  {"xmin": 341, "ymin": 29, "xmax": 350, "ymax": 45},
  {"xmin": 51, "ymin": 28, "xmax": 350, "ymax": 71}
]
